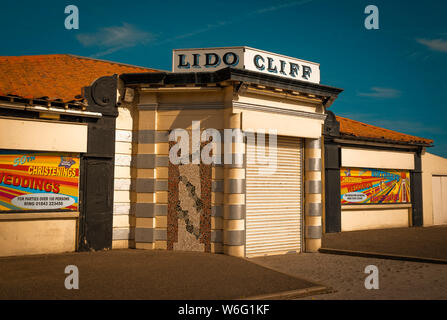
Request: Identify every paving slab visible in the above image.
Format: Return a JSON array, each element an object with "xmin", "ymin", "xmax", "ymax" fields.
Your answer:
[
  {"xmin": 251, "ymin": 252, "xmax": 447, "ymax": 300},
  {"xmin": 0, "ymin": 249, "xmax": 323, "ymax": 300},
  {"xmin": 322, "ymin": 226, "xmax": 447, "ymax": 262}
]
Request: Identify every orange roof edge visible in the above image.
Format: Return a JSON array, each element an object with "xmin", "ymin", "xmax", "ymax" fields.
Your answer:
[
  {"xmin": 336, "ymin": 115, "xmax": 433, "ymax": 146},
  {"xmin": 0, "ymin": 54, "xmax": 158, "ymax": 103},
  {"xmin": 0, "ymin": 53, "xmax": 156, "ymax": 70}
]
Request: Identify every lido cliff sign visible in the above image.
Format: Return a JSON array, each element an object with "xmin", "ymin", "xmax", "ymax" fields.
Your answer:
[{"xmin": 172, "ymin": 46, "xmax": 320, "ymax": 84}]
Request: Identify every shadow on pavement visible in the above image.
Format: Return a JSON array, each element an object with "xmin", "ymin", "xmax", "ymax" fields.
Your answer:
[
  {"xmin": 322, "ymin": 226, "xmax": 447, "ymax": 262},
  {"xmin": 0, "ymin": 249, "xmax": 324, "ymax": 300}
]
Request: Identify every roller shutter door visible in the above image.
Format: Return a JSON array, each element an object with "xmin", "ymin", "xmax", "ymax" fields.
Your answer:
[{"xmin": 245, "ymin": 136, "xmax": 303, "ymax": 257}]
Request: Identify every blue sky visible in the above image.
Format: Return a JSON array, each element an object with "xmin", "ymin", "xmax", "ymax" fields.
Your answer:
[{"xmin": 1, "ymin": 0, "xmax": 446, "ymax": 157}]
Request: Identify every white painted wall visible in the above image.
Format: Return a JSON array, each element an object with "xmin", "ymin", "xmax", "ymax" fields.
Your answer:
[
  {"xmin": 422, "ymin": 152, "xmax": 447, "ymax": 225},
  {"xmin": 240, "ymin": 109, "xmax": 323, "ymax": 139},
  {"xmin": 341, "ymin": 147, "xmax": 415, "ymax": 170},
  {"xmin": 0, "ymin": 213, "xmax": 78, "ymax": 257},
  {"xmin": 341, "ymin": 208, "xmax": 410, "ymax": 231},
  {"xmin": 0, "ymin": 117, "xmax": 87, "ymax": 152},
  {"xmin": 432, "ymin": 176, "xmax": 447, "ymax": 225}
]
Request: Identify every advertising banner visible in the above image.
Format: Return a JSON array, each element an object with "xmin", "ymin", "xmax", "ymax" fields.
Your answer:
[
  {"xmin": 341, "ymin": 168, "xmax": 411, "ymax": 204},
  {"xmin": 0, "ymin": 151, "xmax": 79, "ymax": 211}
]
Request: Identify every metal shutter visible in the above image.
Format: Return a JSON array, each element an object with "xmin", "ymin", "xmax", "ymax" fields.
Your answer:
[{"xmin": 245, "ymin": 136, "xmax": 303, "ymax": 257}]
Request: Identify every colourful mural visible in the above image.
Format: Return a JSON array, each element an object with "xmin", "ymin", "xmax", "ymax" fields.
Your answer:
[
  {"xmin": 341, "ymin": 168, "xmax": 411, "ymax": 204},
  {"xmin": 0, "ymin": 151, "xmax": 79, "ymax": 211}
]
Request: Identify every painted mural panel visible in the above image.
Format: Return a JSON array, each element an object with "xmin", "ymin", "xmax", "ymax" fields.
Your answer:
[
  {"xmin": 0, "ymin": 151, "xmax": 80, "ymax": 211},
  {"xmin": 341, "ymin": 168, "xmax": 411, "ymax": 204}
]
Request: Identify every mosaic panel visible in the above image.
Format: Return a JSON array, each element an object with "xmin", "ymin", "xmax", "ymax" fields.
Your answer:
[{"xmin": 168, "ymin": 141, "xmax": 211, "ymax": 252}]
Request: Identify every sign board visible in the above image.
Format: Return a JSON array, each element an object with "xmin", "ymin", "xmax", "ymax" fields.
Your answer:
[
  {"xmin": 341, "ymin": 168, "xmax": 411, "ymax": 204},
  {"xmin": 0, "ymin": 151, "xmax": 80, "ymax": 211},
  {"xmin": 172, "ymin": 46, "xmax": 320, "ymax": 84}
]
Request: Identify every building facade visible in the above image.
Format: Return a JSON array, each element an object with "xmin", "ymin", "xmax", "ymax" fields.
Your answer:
[
  {"xmin": 0, "ymin": 48, "xmax": 446, "ymax": 258},
  {"xmin": 113, "ymin": 62, "xmax": 342, "ymax": 257}
]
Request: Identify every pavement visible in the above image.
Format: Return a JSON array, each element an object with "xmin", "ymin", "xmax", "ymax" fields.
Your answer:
[
  {"xmin": 2, "ymin": 226, "xmax": 446, "ymax": 300},
  {"xmin": 321, "ymin": 226, "xmax": 447, "ymax": 263},
  {"xmin": 0, "ymin": 249, "xmax": 326, "ymax": 300},
  {"xmin": 250, "ymin": 226, "xmax": 447, "ymax": 299},
  {"xmin": 251, "ymin": 252, "xmax": 447, "ymax": 300}
]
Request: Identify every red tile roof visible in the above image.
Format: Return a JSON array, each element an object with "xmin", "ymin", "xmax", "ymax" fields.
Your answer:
[
  {"xmin": 0, "ymin": 54, "xmax": 157, "ymax": 103},
  {"xmin": 336, "ymin": 116, "xmax": 433, "ymax": 146}
]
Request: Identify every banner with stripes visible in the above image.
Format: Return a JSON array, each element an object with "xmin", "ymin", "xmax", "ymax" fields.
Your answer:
[
  {"xmin": 341, "ymin": 168, "xmax": 411, "ymax": 204},
  {"xmin": 0, "ymin": 151, "xmax": 79, "ymax": 211}
]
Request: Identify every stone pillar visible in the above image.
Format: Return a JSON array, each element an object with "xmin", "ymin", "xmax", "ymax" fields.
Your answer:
[
  {"xmin": 211, "ymin": 165, "xmax": 224, "ymax": 253},
  {"xmin": 154, "ymin": 131, "xmax": 169, "ymax": 249},
  {"xmin": 133, "ymin": 99, "xmax": 169, "ymax": 250},
  {"xmin": 223, "ymin": 112, "xmax": 246, "ymax": 257},
  {"xmin": 133, "ymin": 106, "xmax": 156, "ymax": 250},
  {"xmin": 304, "ymin": 137, "xmax": 323, "ymax": 252}
]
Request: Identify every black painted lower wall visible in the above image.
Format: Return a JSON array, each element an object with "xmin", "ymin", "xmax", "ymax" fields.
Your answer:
[
  {"xmin": 411, "ymin": 152, "xmax": 423, "ymax": 227},
  {"xmin": 324, "ymin": 142, "xmax": 341, "ymax": 233},
  {"xmin": 78, "ymin": 77, "xmax": 118, "ymax": 251}
]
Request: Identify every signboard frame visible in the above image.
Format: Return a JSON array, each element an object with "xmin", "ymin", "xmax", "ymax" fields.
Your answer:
[
  {"xmin": 0, "ymin": 150, "xmax": 80, "ymax": 213},
  {"xmin": 340, "ymin": 167, "xmax": 411, "ymax": 205},
  {"xmin": 172, "ymin": 46, "xmax": 321, "ymax": 84}
]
